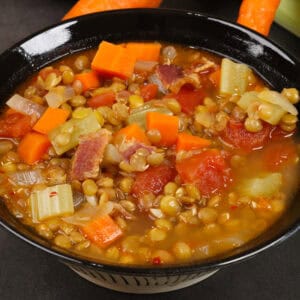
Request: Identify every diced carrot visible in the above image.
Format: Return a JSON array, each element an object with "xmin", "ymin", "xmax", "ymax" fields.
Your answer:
[
  {"xmin": 140, "ymin": 83, "xmax": 158, "ymax": 101},
  {"xmin": 91, "ymin": 41, "xmax": 136, "ymax": 79},
  {"xmin": 115, "ymin": 124, "xmax": 150, "ymax": 145},
  {"xmin": 237, "ymin": 0, "xmax": 281, "ymax": 36},
  {"xmin": 63, "ymin": 0, "xmax": 162, "ymax": 20},
  {"xmin": 33, "ymin": 108, "xmax": 70, "ymax": 134},
  {"xmin": 74, "ymin": 71, "xmax": 101, "ymax": 92},
  {"xmin": 125, "ymin": 43, "xmax": 162, "ymax": 62},
  {"xmin": 87, "ymin": 92, "xmax": 116, "ymax": 108},
  {"xmin": 146, "ymin": 112, "xmax": 179, "ymax": 146},
  {"xmin": 18, "ymin": 132, "xmax": 51, "ymax": 164},
  {"xmin": 176, "ymin": 133, "xmax": 211, "ymax": 152},
  {"xmin": 208, "ymin": 68, "xmax": 221, "ymax": 88},
  {"xmin": 256, "ymin": 198, "xmax": 272, "ymax": 210},
  {"xmin": 82, "ymin": 215, "xmax": 123, "ymax": 248}
]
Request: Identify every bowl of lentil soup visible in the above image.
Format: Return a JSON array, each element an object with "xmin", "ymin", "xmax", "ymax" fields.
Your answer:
[{"xmin": 0, "ymin": 9, "xmax": 299, "ymax": 294}]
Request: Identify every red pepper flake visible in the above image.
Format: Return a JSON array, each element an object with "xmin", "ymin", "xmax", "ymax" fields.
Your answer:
[
  {"xmin": 49, "ymin": 191, "xmax": 58, "ymax": 198},
  {"xmin": 230, "ymin": 205, "xmax": 238, "ymax": 211},
  {"xmin": 152, "ymin": 256, "xmax": 162, "ymax": 265}
]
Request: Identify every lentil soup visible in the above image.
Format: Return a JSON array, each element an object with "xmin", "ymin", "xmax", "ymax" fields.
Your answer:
[{"xmin": 0, "ymin": 42, "xmax": 299, "ymax": 265}]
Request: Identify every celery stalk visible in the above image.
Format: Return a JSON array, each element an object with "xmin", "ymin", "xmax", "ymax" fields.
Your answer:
[
  {"xmin": 220, "ymin": 58, "xmax": 251, "ymax": 96},
  {"xmin": 30, "ymin": 184, "xmax": 74, "ymax": 222},
  {"xmin": 49, "ymin": 111, "xmax": 101, "ymax": 155}
]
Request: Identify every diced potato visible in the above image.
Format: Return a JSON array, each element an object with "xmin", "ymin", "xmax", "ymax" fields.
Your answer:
[{"xmin": 238, "ymin": 173, "xmax": 282, "ymax": 198}]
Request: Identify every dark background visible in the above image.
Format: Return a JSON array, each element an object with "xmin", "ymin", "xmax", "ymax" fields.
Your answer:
[{"xmin": 0, "ymin": 1, "xmax": 299, "ymax": 299}]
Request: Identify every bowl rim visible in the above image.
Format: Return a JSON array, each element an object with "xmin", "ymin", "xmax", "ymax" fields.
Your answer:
[{"xmin": 0, "ymin": 7, "xmax": 299, "ymax": 275}]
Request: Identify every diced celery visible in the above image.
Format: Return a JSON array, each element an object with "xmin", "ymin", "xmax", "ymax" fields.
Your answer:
[
  {"xmin": 127, "ymin": 101, "xmax": 173, "ymax": 128},
  {"xmin": 237, "ymin": 91, "xmax": 259, "ymax": 111},
  {"xmin": 30, "ymin": 184, "xmax": 74, "ymax": 222},
  {"xmin": 258, "ymin": 90, "xmax": 298, "ymax": 116},
  {"xmin": 238, "ymin": 173, "xmax": 282, "ymax": 198},
  {"xmin": 49, "ymin": 111, "xmax": 101, "ymax": 155},
  {"xmin": 258, "ymin": 102, "xmax": 285, "ymax": 125},
  {"xmin": 220, "ymin": 58, "xmax": 251, "ymax": 96},
  {"xmin": 237, "ymin": 91, "xmax": 285, "ymax": 125}
]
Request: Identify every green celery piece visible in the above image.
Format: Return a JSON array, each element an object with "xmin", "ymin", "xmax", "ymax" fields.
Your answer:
[
  {"xmin": 237, "ymin": 91, "xmax": 259, "ymax": 111},
  {"xmin": 49, "ymin": 112, "xmax": 101, "ymax": 155},
  {"xmin": 127, "ymin": 101, "xmax": 173, "ymax": 129},
  {"xmin": 220, "ymin": 58, "xmax": 251, "ymax": 96},
  {"xmin": 30, "ymin": 184, "xmax": 74, "ymax": 222}
]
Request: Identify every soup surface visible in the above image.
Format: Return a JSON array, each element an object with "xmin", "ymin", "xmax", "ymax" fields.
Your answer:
[{"xmin": 0, "ymin": 42, "xmax": 299, "ymax": 265}]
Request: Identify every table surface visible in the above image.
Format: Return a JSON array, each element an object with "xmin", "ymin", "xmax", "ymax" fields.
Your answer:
[{"xmin": 0, "ymin": 1, "xmax": 299, "ymax": 299}]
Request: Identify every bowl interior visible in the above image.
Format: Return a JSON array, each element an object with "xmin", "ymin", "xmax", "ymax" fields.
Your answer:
[{"xmin": 0, "ymin": 8, "xmax": 299, "ymax": 274}]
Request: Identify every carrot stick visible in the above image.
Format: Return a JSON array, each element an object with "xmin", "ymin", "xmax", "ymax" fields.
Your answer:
[
  {"xmin": 208, "ymin": 68, "xmax": 221, "ymax": 88},
  {"xmin": 146, "ymin": 112, "xmax": 179, "ymax": 146},
  {"xmin": 18, "ymin": 132, "xmax": 51, "ymax": 164},
  {"xmin": 74, "ymin": 71, "xmax": 101, "ymax": 92},
  {"xmin": 82, "ymin": 215, "xmax": 123, "ymax": 248},
  {"xmin": 115, "ymin": 123, "xmax": 150, "ymax": 145},
  {"xmin": 176, "ymin": 133, "xmax": 211, "ymax": 152},
  {"xmin": 125, "ymin": 43, "xmax": 162, "ymax": 62},
  {"xmin": 63, "ymin": 0, "xmax": 163, "ymax": 20},
  {"xmin": 33, "ymin": 108, "xmax": 70, "ymax": 134},
  {"xmin": 91, "ymin": 41, "xmax": 136, "ymax": 79},
  {"xmin": 237, "ymin": 0, "xmax": 281, "ymax": 36}
]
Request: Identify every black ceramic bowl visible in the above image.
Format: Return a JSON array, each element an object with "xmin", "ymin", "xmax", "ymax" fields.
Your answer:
[{"xmin": 0, "ymin": 9, "xmax": 299, "ymax": 294}]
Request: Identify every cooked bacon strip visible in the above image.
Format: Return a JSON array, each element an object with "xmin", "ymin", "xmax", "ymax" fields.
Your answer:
[
  {"xmin": 156, "ymin": 64, "xmax": 183, "ymax": 87},
  {"xmin": 70, "ymin": 129, "xmax": 111, "ymax": 181}
]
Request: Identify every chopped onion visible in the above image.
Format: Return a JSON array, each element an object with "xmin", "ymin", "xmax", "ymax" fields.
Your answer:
[
  {"xmin": 6, "ymin": 94, "xmax": 45, "ymax": 118},
  {"xmin": 45, "ymin": 86, "xmax": 75, "ymax": 108},
  {"xmin": 258, "ymin": 90, "xmax": 298, "ymax": 115},
  {"xmin": 148, "ymin": 73, "xmax": 167, "ymax": 94},
  {"xmin": 85, "ymin": 195, "xmax": 98, "ymax": 207},
  {"xmin": 134, "ymin": 60, "xmax": 158, "ymax": 73},
  {"xmin": 162, "ymin": 46, "xmax": 177, "ymax": 64},
  {"xmin": 8, "ymin": 169, "xmax": 44, "ymax": 186},
  {"xmin": 103, "ymin": 144, "xmax": 122, "ymax": 165},
  {"xmin": 63, "ymin": 201, "xmax": 114, "ymax": 226},
  {"xmin": 73, "ymin": 190, "xmax": 85, "ymax": 209}
]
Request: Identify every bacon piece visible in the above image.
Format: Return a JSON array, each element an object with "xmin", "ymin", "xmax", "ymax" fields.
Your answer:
[
  {"xmin": 70, "ymin": 129, "xmax": 111, "ymax": 181},
  {"xmin": 156, "ymin": 64, "xmax": 183, "ymax": 87}
]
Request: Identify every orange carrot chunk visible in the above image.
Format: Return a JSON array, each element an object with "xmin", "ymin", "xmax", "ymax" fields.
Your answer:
[
  {"xmin": 146, "ymin": 112, "xmax": 179, "ymax": 146},
  {"xmin": 176, "ymin": 133, "xmax": 211, "ymax": 152},
  {"xmin": 125, "ymin": 43, "xmax": 162, "ymax": 62},
  {"xmin": 74, "ymin": 70, "xmax": 101, "ymax": 92},
  {"xmin": 63, "ymin": 0, "xmax": 162, "ymax": 20},
  {"xmin": 208, "ymin": 68, "xmax": 221, "ymax": 88},
  {"xmin": 115, "ymin": 124, "xmax": 150, "ymax": 145},
  {"xmin": 91, "ymin": 41, "xmax": 136, "ymax": 79},
  {"xmin": 33, "ymin": 107, "xmax": 70, "ymax": 134},
  {"xmin": 18, "ymin": 132, "xmax": 51, "ymax": 165},
  {"xmin": 237, "ymin": 0, "xmax": 281, "ymax": 36},
  {"xmin": 82, "ymin": 215, "xmax": 123, "ymax": 248}
]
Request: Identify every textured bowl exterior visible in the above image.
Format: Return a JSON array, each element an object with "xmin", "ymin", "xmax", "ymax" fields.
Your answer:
[
  {"xmin": 66, "ymin": 262, "xmax": 218, "ymax": 293},
  {"xmin": 0, "ymin": 8, "xmax": 299, "ymax": 293}
]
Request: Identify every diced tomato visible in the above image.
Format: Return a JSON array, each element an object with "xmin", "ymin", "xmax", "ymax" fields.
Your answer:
[
  {"xmin": 176, "ymin": 149, "xmax": 232, "ymax": 196},
  {"xmin": 140, "ymin": 83, "xmax": 158, "ymax": 101},
  {"xmin": 132, "ymin": 165, "xmax": 176, "ymax": 197},
  {"xmin": 0, "ymin": 113, "xmax": 32, "ymax": 138},
  {"xmin": 169, "ymin": 85, "xmax": 205, "ymax": 114},
  {"xmin": 87, "ymin": 92, "xmax": 116, "ymax": 108},
  {"xmin": 262, "ymin": 140, "xmax": 298, "ymax": 171},
  {"xmin": 221, "ymin": 120, "xmax": 272, "ymax": 152}
]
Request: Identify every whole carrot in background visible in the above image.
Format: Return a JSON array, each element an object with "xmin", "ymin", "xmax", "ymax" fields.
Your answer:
[
  {"xmin": 63, "ymin": 0, "xmax": 162, "ymax": 20},
  {"xmin": 237, "ymin": 0, "xmax": 281, "ymax": 36}
]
